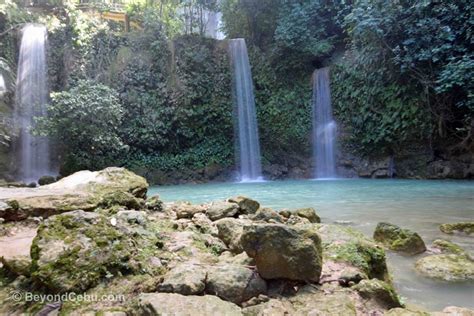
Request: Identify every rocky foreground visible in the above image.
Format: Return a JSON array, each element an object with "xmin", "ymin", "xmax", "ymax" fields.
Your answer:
[{"xmin": 0, "ymin": 168, "xmax": 473, "ymax": 315}]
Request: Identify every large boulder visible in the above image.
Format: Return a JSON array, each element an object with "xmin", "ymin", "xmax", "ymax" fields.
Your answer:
[
  {"xmin": 228, "ymin": 196, "xmax": 260, "ymax": 214},
  {"xmin": 294, "ymin": 208, "xmax": 320, "ymax": 223},
  {"xmin": 157, "ymin": 263, "xmax": 207, "ymax": 295},
  {"xmin": 205, "ymin": 265, "xmax": 267, "ymax": 304},
  {"xmin": 215, "ymin": 218, "xmax": 250, "ymax": 254},
  {"xmin": 30, "ymin": 210, "xmax": 161, "ymax": 292},
  {"xmin": 165, "ymin": 201, "xmax": 205, "ymax": 219},
  {"xmin": 240, "ymin": 223, "xmax": 322, "ymax": 282},
  {"xmin": 138, "ymin": 293, "xmax": 242, "ymax": 316},
  {"xmin": 206, "ymin": 201, "xmax": 240, "ymax": 221},
  {"xmin": 352, "ymin": 279, "xmax": 402, "ymax": 309},
  {"xmin": 415, "ymin": 254, "xmax": 474, "ymax": 282},
  {"xmin": 430, "ymin": 239, "xmax": 467, "ymax": 256},
  {"xmin": 0, "ymin": 168, "xmax": 148, "ymax": 222},
  {"xmin": 373, "ymin": 222, "xmax": 426, "ymax": 255},
  {"xmin": 440, "ymin": 222, "xmax": 474, "ymax": 236},
  {"xmin": 313, "ymin": 224, "xmax": 389, "ymax": 282}
]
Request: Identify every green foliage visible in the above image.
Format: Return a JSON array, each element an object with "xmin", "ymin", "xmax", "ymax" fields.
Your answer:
[
  {"xmin": 332, "ymin": 56, "xmax": 430, "ymax": 155},
  {"xmin": 36, "ymin": 80, "xmax": 127, "ymax": 173},
  {"xmin": 344, "ymin": 0, "xmax": 474, "ymax": 150}
]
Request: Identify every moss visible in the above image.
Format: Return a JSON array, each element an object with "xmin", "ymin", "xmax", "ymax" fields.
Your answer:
[
  {"xmin": 432, "ymin": 239, "xmax": 466, "ymax": 255},
  {"xmin": 440, "ymin": 222, "xmax": 474, "ymax": 235},
  {"xmin": 353, "ymin": 279, "xmax": 403, "ymax": 308},
  {"xmin": 30, "ymin": 211, "xmax": 164, "ymax": 293},
  {"xmin": 415, "ymin": 254, "xmax": 474, "ymax": 282},
  {"xmin": 373, "ymin": 222, "xmax": 426, "ymax": 255}
]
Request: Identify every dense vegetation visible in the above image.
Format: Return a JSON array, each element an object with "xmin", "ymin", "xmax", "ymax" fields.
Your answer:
[{"xmin": 0, "ymin": 0, "xmax": 472, "ymax": 182}]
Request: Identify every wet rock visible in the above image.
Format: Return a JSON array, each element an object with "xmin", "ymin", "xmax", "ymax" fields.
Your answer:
[
  {"xmin": 138, "ymin": 293, "xmax": 242, "ymax": 316},
  {"xmin": 205, "ymin": 265, "xmax": 267, "ymax": 304},
  {"xmin": 385, "ymin": 307, "xmax": 430, "ymax": 315},
  {"xmin": 415, "ymin": 254, "xmax": 474, "ymax": 282},
  {"xmin": 373, "ymin": 222, "xmax": 426, "ymax": 255},
  {"xmin": 241, "ymin": 223, "xmax": 322, "ymax": 282},
  {"xmin": 440, "ymin": 222, "xmax": 474, "ymax": 235},
  {"xmin": 430, "ymin": 239, "xmax": 467, "ymax": 255},
  {"xmin": 206, "ymin": 201, "xmax": 239, "ymax": 221},
  {"xmin": 352, "ymin": 279, "xmax": 402, "ymax": 308},
  {"xmin": 228, "ymin": 196, "xmax": 260, "ymax": 214},
  {"xmin": 433, "ymin": 306, "xmax": 474, "ymax": 315},
  {"xmin": 157, "ymin": 263, "xmax": 207, "ymax": 295}
]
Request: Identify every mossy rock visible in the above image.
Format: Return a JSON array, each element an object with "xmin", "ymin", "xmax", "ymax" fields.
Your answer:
[
  {"xmin": 99, "ymin": 191, "xmax": 143, "ymax": 210},
  {"xmin": 352, "ymin": 279, "xmax": 403, "ymax": 309},
  {"xmin": 241, "ymin": 223, "xmax": 322, "ymax": 282},
  {"xmin": 415, "ymin": 254, "xmax": 474, "ymax": 282},
  {"xmin": 0, "ymin": 167, "xmax": 149, "ymax": 222},
  {"xmin": 313, "ymin": 224, "xmax": 389, "ymax": 281},
  {"xmin": 30, "ymin": 210, "xmax": 163, "ymax": 293},
  {"xmin": 374, "ymin": 222, "xmax": 426, "ymax": 255},
  {"xmin": 431, "ymin": 239, "xmax": 467, "ymax": 255},
  {"xmin": 440, "ymin": 222, "xmax": 474, "ymax": 235}
]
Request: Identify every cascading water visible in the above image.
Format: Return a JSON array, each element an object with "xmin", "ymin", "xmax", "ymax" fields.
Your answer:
[
  {"xmin": 312, "ymin": 67, "xmax": 337, "ymax": 179},
  {"xmin": 14, "ymin": 24, "xmax": 52, "ymax": 182},
  {"xmin": 229, "ymin": 38, "xmax": 263, "ymax": 182}
]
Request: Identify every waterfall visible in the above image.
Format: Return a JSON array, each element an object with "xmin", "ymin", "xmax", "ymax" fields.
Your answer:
[
  {"xmin": 14, "ymin": 24, "xmax": 52, "ymax": 182},
  {"xmin": 312, "ymin": 67, "xmax": 337, "ymax": 179},
  {"xmin": 229, "ymin": 39, "xmax": 263, "ymax": 182}
]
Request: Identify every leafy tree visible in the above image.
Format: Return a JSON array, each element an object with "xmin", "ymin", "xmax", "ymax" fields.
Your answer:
[{"xmin": 36, "ymin": 80, "xmax": 128, "ymax": 173}]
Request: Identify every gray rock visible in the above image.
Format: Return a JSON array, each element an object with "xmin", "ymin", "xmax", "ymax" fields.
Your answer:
[
  {"xmin": 241, "ymin": 223, "xmax": 322, "ymax": 282},
  {"xmin": 138, "ymin": 293, "xmax": 242, "ymax": 316},
  {"xmin": 206, "ymin": 201, "xmax": 239, "ymax": 221},
  {"xmin": 158, "ymin": 263, "xmax": 207, "ymax": 295},
  {"xmin": 206, "ymin": 265, "xmax": 267, "ymax": 304}
]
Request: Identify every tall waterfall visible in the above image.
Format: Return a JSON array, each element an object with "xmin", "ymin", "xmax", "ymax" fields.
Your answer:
[
  {"xmin": 14, "ymin": 24, "xmax": 52, "ymax": 182},
  {"xmin": 229, "ymin": 39, "xmax": 263, "ymax": 182},
  {"xmin": 312, "ymin": 67, "xmax": 337, "ymax": 179}
]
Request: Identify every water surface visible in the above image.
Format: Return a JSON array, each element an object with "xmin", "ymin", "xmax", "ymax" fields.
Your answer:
[{"xmin": 149, "ymin": 179, "xmax": 474, "ymax": 310}]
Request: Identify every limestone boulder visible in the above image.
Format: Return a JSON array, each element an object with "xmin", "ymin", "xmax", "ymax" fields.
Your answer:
[
  {"xmin": 373, "ymin": 222, "xmax": 426, "ymax": 255},
  {"xmin": 352, "ymin": 279, "xmax": 402, "ymax": 309},
  {"xmin": 138, "ymin": 293, "xmax": 242, "ymax": 316},
  {"xmin": 440, "ymin": 222, "xmax": 474, "ymax": 236},
  {"xmin": 415, "ymin": 254, "xmax": 474, "ymax": 282},
  {"xmin": 215, "ymin": 218, "xmax": 250, "ymax": 254},
  {"xmin": 206, "ymin": 201, "xmax": 239, "ymax": 221},
  {"xmin": 205, "ymin": 265, "xmax": 267, "ymax": 304},
  {"xmin": 157, "ymin": 263, "xmax": 207, "ymax": 295},
  {"xmin": 0, "ymin": 167, "xmax": 148, "ymax": 222},
  {"xmin": 314, "ymin": 224, "xmax": 389, "ymax": 282},
  {"xmin": 228, "ymin": 196, "xmax": 260, "ymax": 214},
  {"xmin": 240, "ymin": 223, "xmax": 322, "ymax": 282},
  {"xmin": 30, "ymin": 209, "xmax": 161, "ymax": 292}
]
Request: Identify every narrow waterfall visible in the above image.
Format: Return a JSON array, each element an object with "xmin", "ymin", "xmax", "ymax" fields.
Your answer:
[
  {"xmin": 14, "ymin": 24, "xmax": 52, "ymax": 182},
  {"xmin": 312, "ymin": 67, "xmax": 337, "ymax": 179},
  {"xmin": 229, "ymin": 39, "xmax": 263, "ymax": 182}
]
